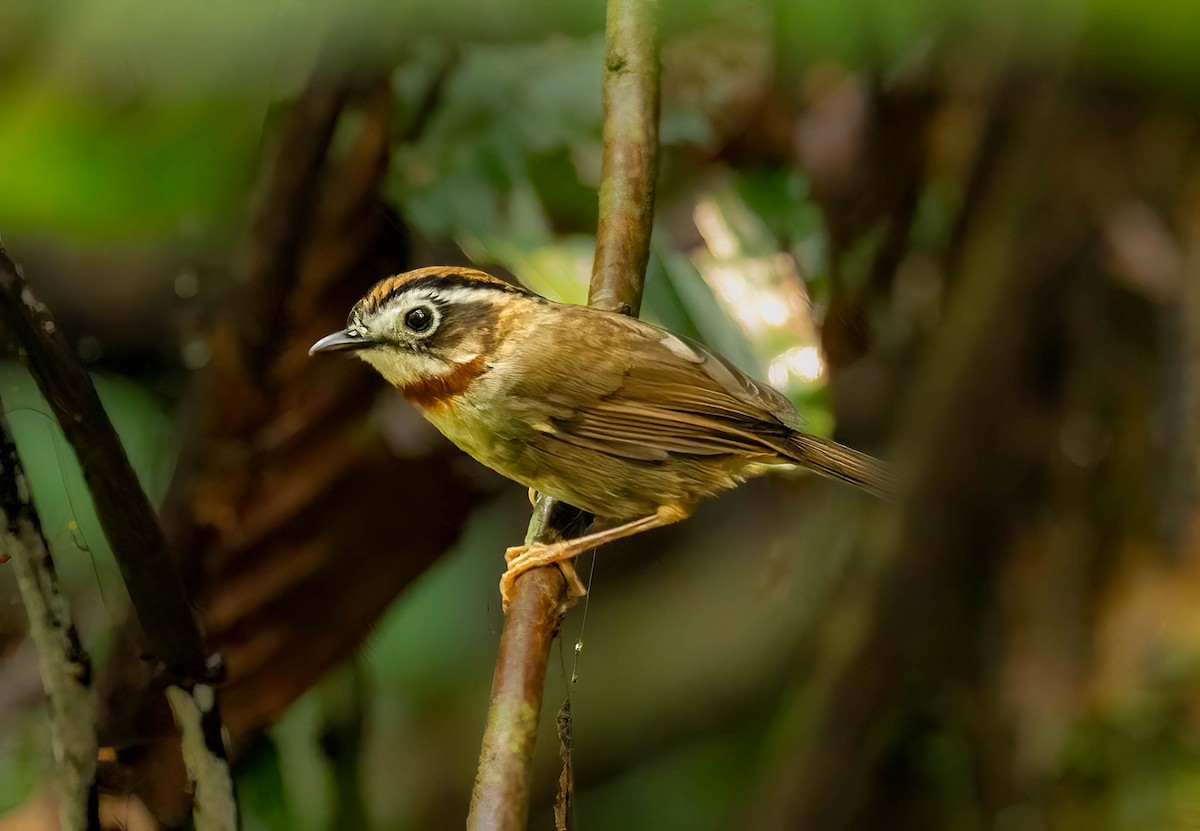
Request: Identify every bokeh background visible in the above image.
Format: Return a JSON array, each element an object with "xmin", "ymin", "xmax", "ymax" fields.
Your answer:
[{"xmin": 2, "ymin": 0, "xmax": 1200, "ymax": 828}]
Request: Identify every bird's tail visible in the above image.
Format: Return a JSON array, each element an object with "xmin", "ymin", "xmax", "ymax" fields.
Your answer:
[{"xmin": 782, "ymin": 432, "xmax": 894, "ymax": 499}]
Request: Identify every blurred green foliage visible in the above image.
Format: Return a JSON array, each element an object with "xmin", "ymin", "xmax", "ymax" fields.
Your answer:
[
  {"xmin": 3, "ymin": 0, "xmax": 1200, "ymax": 829},
  {"xmin": 0, "ymin": 719, "xmax": 45, "ymax": 819},
  {"xmin": 3, "ymin": 0, "xmax": 1198, "ymax": 238},
  {"xmin": 0, "ymin": 90, "xmax": 260, "ymax": 238},
  {"xmin": 0, "ymin": 362, "xmax": 175, "ymax": 624}
]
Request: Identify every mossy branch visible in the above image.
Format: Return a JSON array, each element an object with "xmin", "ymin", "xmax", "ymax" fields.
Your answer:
[
  {"xmin": 0, "ymin": 246, "xmax": 207, "ymax": 681},
  {"xmin": 0, "ymin": 407, "xmax": 99, "ymax": 830},
  {"xmin": 0, "ymin": 244, "xmax": 238, "ymax": 830}
]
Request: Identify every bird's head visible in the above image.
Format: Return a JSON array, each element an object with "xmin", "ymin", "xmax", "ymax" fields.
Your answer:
[{"xmin": 309, "ymin": 266, "xmax": 531, "ymax": 395}]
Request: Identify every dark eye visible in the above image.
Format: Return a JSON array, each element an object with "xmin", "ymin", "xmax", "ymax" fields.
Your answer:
[{"xmin": 404, "ymin": 306, "xmax": 434, "ymax": 333}]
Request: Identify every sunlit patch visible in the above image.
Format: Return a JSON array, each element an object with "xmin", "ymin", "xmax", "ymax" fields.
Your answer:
[
  {"xmin": 757, "ymin": 294, "xmax": 789, "ymax": 327},
  {"xmin": 689, "ymin": 192, "xmax": 827, "ymax": 400},
  {"xmin": 693, "ymin": 198, "xmax": 739, "ymax": 258},
  {"xmin": 692, "ymin": 201, "xmax": 810, "ymax": 336},
  {"xmin": 788, "ymin": 345, "xmax": 823, "ymax": 381},
  {"xmin": 702, "ymin": 258, "xmax": 807, "ymax": 337},
  {"xmin": 767, "ymin": 345, "xmax": 824, "ymax": 390}
]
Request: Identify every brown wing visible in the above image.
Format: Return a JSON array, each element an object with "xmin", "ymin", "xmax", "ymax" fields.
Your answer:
[{"xmin": 507, "ymin": 305, "xmax": 802, "ymax": 462}]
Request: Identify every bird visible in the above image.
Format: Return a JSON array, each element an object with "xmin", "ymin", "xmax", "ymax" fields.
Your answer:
[{"xmin": 310, "ymin": 266, "xmax": 891, "ymax": 610}]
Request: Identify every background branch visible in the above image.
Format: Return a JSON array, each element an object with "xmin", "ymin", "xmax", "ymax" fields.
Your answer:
[
  {"xmin": 747, "ymin": 77, "xmax": 1070, "ymax": 829},
  {"xmin": 0, "ymin": 245, "xmax": 237, "ymax": 828},
  {"xmin": 92, "ymin": 71, "xmax": 482, "ymax": 827},
  {"xmin": 0, "ymin": 246, "xmax": 208, "ymax": 683},
  {"xmin": 233, "ymin": 79, "xmax": 348, "ymax": 377},
  {"xmin": 164, "ymin": 686, "xmax": 236, "ymax": 831},
  {"xmin": 0, "ymin": 407, "xmax": 98, "ymax": 831},
  {"xmin": 468, "ymin": 0, "xmax": 660, "ymax": 827}
]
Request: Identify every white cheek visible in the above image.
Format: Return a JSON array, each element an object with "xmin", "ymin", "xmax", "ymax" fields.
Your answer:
[
  {"xmin": 359, "ymin": 348, "xmax": 446, "ymax": 387},
  {"xmin": 443, "ymin": 347, "xmax": 480, "ymax": 364}
]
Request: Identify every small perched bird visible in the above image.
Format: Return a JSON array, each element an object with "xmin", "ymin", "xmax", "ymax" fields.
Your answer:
[{"xmin": 311, "ymin": 267, "xmax": 890, "ymax": 609}]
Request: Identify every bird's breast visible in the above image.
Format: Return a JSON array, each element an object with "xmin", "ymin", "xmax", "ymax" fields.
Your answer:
[
  {"xmin": 416, "ymin": 369, "xmax": 527, "ymax": 469},
  {"xmin": 398, "ymin": 355, "xmax": 489, "ymax": 410}
]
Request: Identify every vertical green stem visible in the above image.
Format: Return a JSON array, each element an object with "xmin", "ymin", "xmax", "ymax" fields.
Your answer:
[{"xmin": 468, "ymin": 0, "xmax": 660, "ymax": 827}]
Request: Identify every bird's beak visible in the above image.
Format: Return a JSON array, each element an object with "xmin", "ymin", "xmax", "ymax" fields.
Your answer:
[{"xmin": 309, "ymin": 329, "xmax": 375, "ymax": 355}]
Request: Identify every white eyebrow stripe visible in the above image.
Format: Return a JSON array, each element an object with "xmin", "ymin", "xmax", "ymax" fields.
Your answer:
[{"xmin": 421, "ymin": 286, "xmax": 515, "ymax": 306}]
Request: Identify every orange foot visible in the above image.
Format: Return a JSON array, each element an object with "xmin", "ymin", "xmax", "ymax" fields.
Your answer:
[{"xmin": 500, "ymin": 542, "xmax": 588, "ymax": 613}]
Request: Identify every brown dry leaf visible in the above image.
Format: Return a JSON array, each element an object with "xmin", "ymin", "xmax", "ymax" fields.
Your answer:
[{"xmin": 98, "ymin": 76, "xmax": 488, "ymax": 824}]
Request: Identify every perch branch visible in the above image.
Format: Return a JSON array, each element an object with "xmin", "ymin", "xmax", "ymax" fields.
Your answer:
[
  {"xmin": 0, "ymin": 244, "xmax": 237, "ymax": 829},
  {"xmin": 469, "ymin": 498, "xmax": 582, "ymax": 828},
  {"xmin": 468, "ymin": 0, "xmax": 660, "ymax": 827},
  {"xmin": 590, "ymin": 0, "xmax": 661, "ymax": 318},
  {"xmin": 0, "ymin": 407, "xmax": 98, "ymax": 830}
]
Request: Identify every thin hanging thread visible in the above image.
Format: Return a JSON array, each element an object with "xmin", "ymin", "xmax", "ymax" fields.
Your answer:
[
  {"xmin": 570, "ymin": 550, "xmax": 598, "ymax": 685},
  {"xmin": 557, "ymin": 549, "xmax": 595, "ymax": 831}
]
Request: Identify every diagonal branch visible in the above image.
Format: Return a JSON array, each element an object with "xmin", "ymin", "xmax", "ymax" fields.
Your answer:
[
  {"xmin": 0, "ymin": 246, "xmax": 208, "ymax": 683},
  {"xmin": 468, "ymin": 0, "xmax": 660, "ymax": 828},
  {"xmin": 0, "ymin": 244, "xmax": 237, "ymax": 829},
  {"xmin": 233, "ymin": 79, "xmax": 348, "ymax": 378}
]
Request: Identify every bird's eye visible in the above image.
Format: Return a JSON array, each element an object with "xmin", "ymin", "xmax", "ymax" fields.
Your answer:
[{"xmin": 404, "ymin": 306, "xmax": 435, "ymax": 333}]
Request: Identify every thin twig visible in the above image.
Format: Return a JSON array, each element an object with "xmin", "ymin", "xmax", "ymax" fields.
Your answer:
[
  {"xmin": 468, "ymin": 0, "xmax": 660, "ymax": 827},
  {"xmin": 0, "ymin": 407, "xmax": 99, "ymax": 830},
  {"xmin": 554, "ymin": 700, "xmax": 575, "ymax": 831},
  {"xmin": 0, "ymin": 244, "xmax": 238, "ymax": 829}
]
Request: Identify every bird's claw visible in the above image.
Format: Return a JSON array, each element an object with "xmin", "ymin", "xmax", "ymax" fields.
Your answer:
[{"xmin": 499, "ymin": 542, "xmax": 587, "ymax": 613}]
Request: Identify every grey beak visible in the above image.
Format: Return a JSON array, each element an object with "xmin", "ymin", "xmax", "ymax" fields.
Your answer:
[{"xmin": 309, "ymin": 329, "xmax": 374, "ymax": 355}]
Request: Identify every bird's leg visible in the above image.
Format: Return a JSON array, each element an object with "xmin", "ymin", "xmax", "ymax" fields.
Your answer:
[
  {"xmin": 554, "ymin": 561, "xmax": 588, "ymax": 602},
  {"xmin": 500, "ymin": 505, "xmax": 689, "ymax": 612},
  {"xmin": 515, "ymin": 489, "xmax": 586, "ymax": 598}
]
